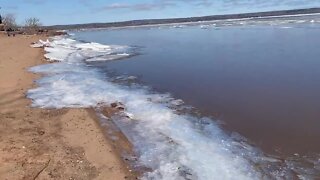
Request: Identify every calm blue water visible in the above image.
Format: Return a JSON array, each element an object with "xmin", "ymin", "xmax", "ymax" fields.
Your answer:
[{"xmin": 73, "ymin": 17, "xmax": 320, "ymax": 157}]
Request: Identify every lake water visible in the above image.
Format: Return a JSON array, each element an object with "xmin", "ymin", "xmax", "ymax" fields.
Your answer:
[
  {"xmin": 27, "ymin": 15, "xmax": 320, "ymax": 179},
  {"xmin": 74, "ymin": 15, "xmax": 320, "ymax": 157}
]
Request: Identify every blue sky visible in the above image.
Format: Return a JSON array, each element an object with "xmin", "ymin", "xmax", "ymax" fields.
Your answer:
[{"xmin": 1, "ymin": 0, "xmax": 320, "ymax": 25}]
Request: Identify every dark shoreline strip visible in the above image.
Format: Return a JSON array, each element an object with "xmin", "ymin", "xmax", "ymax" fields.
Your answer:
[
  {"xmin": 46, "ymin": 7, "xmax": 320, "ymax": 30},
  {"xmin": 87, "ymin": 107, "xmax": 142, "ymax": 179}
]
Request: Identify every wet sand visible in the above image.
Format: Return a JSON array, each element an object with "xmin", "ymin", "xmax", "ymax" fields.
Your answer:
[{"xmin": 0, "ymin": 33, "xmax": 135, "ymax": 179}]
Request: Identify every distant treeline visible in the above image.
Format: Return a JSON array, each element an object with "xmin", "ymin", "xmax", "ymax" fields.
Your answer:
[{"xmin": 46, "ymin": 8, "xmax": 320, "ymax": 30}]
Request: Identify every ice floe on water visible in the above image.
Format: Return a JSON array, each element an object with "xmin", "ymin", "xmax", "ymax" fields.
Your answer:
[
  {"xmin": 28, "ymin": 36, "xmax": 319, "ymax": 179},
  {"xmin": 32, "ymin": 37, "xmax": 131, "ymax": 62}
]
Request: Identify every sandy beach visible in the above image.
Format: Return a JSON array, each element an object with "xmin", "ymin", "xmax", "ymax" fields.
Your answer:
[{"xmin": 0, "ymin": 33, "xmax": 135, "ymax": 179}]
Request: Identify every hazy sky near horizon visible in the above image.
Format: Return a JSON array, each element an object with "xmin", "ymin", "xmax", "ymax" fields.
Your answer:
[{"xmin": 0, "ymin": 0, "xmax": 320, "ymax": 25}]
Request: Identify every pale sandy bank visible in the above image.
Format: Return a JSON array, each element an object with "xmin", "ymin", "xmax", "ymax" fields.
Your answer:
[{"xmin": 0, "ymin": 33, "xmax": 136, "ymax": 180}]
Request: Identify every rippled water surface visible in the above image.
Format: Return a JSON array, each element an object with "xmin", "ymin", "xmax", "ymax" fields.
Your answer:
[
  {"xmin": 27, "ymin": 15, "xmax": 320, "ymax": 178},
  {"xmin": 74, "ymin": 15, "xmax": 320, "ymax": 157}
]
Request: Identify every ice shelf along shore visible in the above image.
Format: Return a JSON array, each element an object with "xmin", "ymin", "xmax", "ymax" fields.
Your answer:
[{"xmin": 28, "ymin": 36, "xmax": 319, "ymax": 180}]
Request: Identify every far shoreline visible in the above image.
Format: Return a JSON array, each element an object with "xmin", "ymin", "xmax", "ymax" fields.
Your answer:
[
  {"xmin": 46, "ymin": 7, "xmax": 320, "ymax": 30},
  {"xmin": 67, "ymin": 12, "xmax": 320, "ymax": 33}
]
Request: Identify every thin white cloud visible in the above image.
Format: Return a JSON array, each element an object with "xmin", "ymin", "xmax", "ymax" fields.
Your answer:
[
  {"xmin": 100, "ymin": 0, "xmax": 319, "ymax": 13},
  {"xmin": 102, "ymin": 2, "xmax": 175, "ymax": 11}
]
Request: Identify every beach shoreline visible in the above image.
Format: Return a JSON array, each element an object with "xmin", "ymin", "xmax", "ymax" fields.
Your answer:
[{"xmin": 0, "ymin": 32, "xmax": 136, "ymax": 179}]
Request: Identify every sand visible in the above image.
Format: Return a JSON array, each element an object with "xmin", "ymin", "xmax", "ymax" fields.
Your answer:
[{"xmin": 0, "ymin": 33, "xmax": 135, "ymax": 179}]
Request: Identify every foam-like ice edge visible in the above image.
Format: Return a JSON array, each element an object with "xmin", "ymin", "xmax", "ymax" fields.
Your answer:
[{"xmin": 28, "ymin": 36, "xmax": 318, "ymax": 180}]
